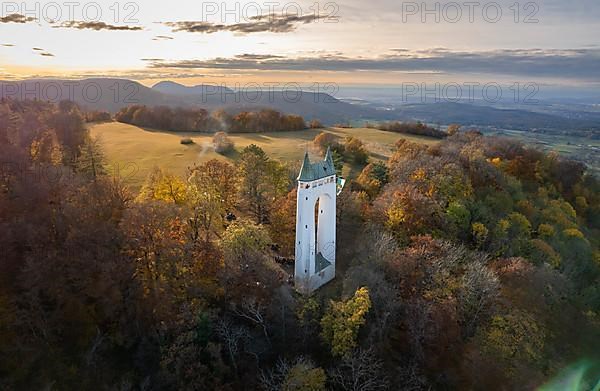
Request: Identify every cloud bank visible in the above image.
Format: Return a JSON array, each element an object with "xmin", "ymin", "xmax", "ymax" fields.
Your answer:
[
  {"xmin": 146, "ymin": 49, "xmax": 600, "ymax": 80},
  {"xmin": 52, "ymin": 21, "xmax": 142, "ymax": 31},
  {"xmin": 0, "ymin": 13, "xmax": 36, "ymax": 23},
  {"xmin": 165, "ymin": 13, "xmax": 320, "ymax": 34}
]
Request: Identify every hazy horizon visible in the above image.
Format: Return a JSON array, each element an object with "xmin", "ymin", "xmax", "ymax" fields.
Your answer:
[{"xmin": 1, "ymin": 0, "xmax": 599, "ymax": 89}]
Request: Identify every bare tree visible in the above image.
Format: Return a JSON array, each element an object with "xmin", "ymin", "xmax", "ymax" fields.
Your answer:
[
  {"xmin": 343, "ymin": 266, "xmax": 401, "ymax": 344},
  {"xmin": 215, "ymin": 319, "xmax": 249, "ymax": 374},
  {"xmin": 259, "ymin": 358, "xmax": 291, "ymax": 391},
  {"xmin": 404, "ymin": 299, "xmax": 432, "ymax": 363},
  {"xmin": 329, "ymin": 348, "xmax": 389, "ymax": 391},
  {"xmin": 393, "ymin": 362, "xmax": 429, "ymax": 391},
  {"xmin": 233, "ymin": 297, "xmax": 271, "ymax": 345},
  {"xmin": 458, "ymin": 261, "xmax": 500, "ymax": 337},
  {"xmin": 269, "ymin": 286, "xmax": 297, "ymax": 347},
  {"xmin": 356, "ymin": 227, "xmax": 399, "ymax": 266}
]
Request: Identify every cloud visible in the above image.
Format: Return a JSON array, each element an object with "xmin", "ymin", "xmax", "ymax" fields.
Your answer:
[
  {"xmin": 339, "ymin": 0, "xmax": 600, "ymax": 22},
  {"xmin": 147, "ymin": 49, "xmax": 600, "ymax": 80},
  {"xmin": 32, "ymin": 47, "xmax": 57, "ymax": 58},
  {"xmin": 52, "ymin": 21, "xmax": 143, "ymax": 31},
  {"xmin": 234, "ymin": 53, "xmax": 285, "ymax": 60},
  {"xmin": 0, "ymin": 69, "xmax": 19, "ymax": 79},
  {"xmin": 0, "ymin": 13, "xmax": 36, "ymax": 23},
  {"xmin": 164, "ymin": 13, "xmax": 320, "ymax": 34},
  {"xmin": 69, "ymin": 70, "xmax": 210, "ymax": 80},
  {"xmin": 1, "ymin": 44, "xmax": 15, "ymax": 47},
  {"xmin": 153, "ymin": 35, "xmax": 174, "ymax": 40}
]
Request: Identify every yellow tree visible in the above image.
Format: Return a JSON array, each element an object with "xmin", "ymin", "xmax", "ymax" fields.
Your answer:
[
  {"xmin": 356, "ymin": 162, "xmax": 388, "ymax": 199},
  {"xmin": 137, "ymin": 166, "xmax": 187, "ymax": 204},
  {"xmin": 378, "ymin": 184, "xmax": 441, "ymax": 243},
  {"xmin": 198, "ymin": 159, "xmax": 238, "ymax": 211},
  {"xmin": 221, "ymin": 220, "xmax": 271, "ymax": 268},
  {"xmin": 321, "ymin": 287, "xmax": 371, "ymax": 357},
  {"xmin": 260, "ymin": 357, "xmax": 327, "ymax": 391},
  {"xmin": 220, "ymin": 220, "xmax": 278, "ymax": 300},
  {"xmin": 477, "ymin": 309, "xmax": 545, "ymax": 372},
  {"xmin": 238, "ymin": 144, "xmax": 289, "ymax": 223},
  {"xmin": 187, "ymin": 160, "xmax": 238, "ymax": 242},
  {"xmin": 187, "ymin": 171, "xmax": 224, "ymax": 244},
  {"xmin": 283, "ymin": 362, "xmax": 327, "ymax": 391}
]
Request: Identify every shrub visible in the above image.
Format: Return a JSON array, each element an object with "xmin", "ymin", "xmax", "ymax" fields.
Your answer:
[
  {"xmin": 180, "ymin": 138, "xmax": 194, "ymax": 145},
  {"xmin": 309, "ymin": 119, "xmax": 323, "ymax": 129},
  {"xmin": 84, "ymin": 110, "xmax": 112, "ymax": 123},
  {"xmin": 213, "ymin": 132, "xmax": 234, "ymax": 154},
  {"xmin": 313, "ymin": 132, "xmax": 340, "ymax": 153},
  {"xmin": 344, "ymin": 136, "xmax": 369, "ymax": 165},
  {"xmin": 368, "ymin": 121, "xmax": 447, "ymax": 139},
  {"xmin": 229, "ymin": 109, "xmax": 306, "ymax": 132},
  {"xmin": 334, "ymin": 123, "xmax": 353, "ymax": 128}
]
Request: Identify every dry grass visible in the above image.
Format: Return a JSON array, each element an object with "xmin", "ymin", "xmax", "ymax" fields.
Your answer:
[{"xmin": 90, "ymin": 121, "xmax": 439, "ymax": 190}]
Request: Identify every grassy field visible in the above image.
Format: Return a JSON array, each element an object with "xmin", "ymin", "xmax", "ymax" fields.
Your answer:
[{"xmin": 90, "ymin": 121, "xmax": 439, "ymax": 190}]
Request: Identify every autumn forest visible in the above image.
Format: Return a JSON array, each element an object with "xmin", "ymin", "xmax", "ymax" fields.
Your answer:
[{"xmin": 1, "ymin": 99, "xmax": 599, "ymax": 390}]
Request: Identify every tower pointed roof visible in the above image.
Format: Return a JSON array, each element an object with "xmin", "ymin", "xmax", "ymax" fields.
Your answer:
[
  {"xmin": 297, "ymin": 152, "xmax": 315, "ymax": 182},
  {"xmin": 297, "ymin": 150, "xmax": 336, "ymax": 182}
]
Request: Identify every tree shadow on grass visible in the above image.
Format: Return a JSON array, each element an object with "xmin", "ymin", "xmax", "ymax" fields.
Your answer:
[
  {"xmin": 370, "ymin": 152, "xmax": 388, "ymax": 161},
  {"xmin": 139, "ymin": 126, "xmax": 214, "ymax": 138},
  {"xmin": 235, "ymin": 133, "xmax": 273, "ymax": 144},
  {"xmin": 220, "ymin": 148, "xmax": 240, "ymax": 160}
]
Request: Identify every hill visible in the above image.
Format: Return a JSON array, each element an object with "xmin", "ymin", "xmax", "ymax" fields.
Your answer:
[
  {"xmin": 4, "ymin": 78, "xmax": 598, "ymax": 132},
  {"xmin": 90, "ymin": 122, "xmax": 439, "ymax": 190},
  {"xmin": 152, "ymin": 81, "xmax": 235, "ymax": 96},
  {"xmin": 152, "ymin": 82, "xmax": 390, "ymax": 124},
  {"xmin": 4, "ymin": 78, "xmax": 598, "ymax": 133},
  {"xmin": 0, "ymin": 78, "xmax": 185, "ymax": 113},
  {"xmin": 0, "ymin": 78, "xmax": 387, "ymax": 125}
]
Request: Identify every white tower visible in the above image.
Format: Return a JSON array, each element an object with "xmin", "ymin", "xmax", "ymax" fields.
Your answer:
[{"xmin": 295, "ymin": 148, "xmax": 336, "ymax": 294}]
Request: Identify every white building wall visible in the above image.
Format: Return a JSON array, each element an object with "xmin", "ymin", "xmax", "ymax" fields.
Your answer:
[{"xmin": 295, "ymin": 175, "xmax": 336, "ymax": 294}]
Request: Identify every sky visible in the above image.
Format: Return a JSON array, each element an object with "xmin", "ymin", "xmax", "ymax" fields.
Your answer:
[{"xmin": 0, "ymin": 0, "xmax": 599, "ymax": 87}]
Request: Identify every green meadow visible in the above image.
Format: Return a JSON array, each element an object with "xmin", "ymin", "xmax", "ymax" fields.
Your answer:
[{"xmin": 90, "ymin": 121, "xmax": 439, "ymax": 190}]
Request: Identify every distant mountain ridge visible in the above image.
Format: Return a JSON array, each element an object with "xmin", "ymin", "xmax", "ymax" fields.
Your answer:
[
  {"xmin": 1, "ymin": 78, "xmax": 598, "ymax": 132},
  {"xmin": 0, "ymin": 78, "xmax": 183, "ymax": 113},
  {"xmin": 150, "ymin": 81, "xmax": 385, "ymax": 124},
  {"xmin": 152, "ymin": 81, "xmax": 234, "ymax": 96},
  {"xmin": 0, "ymin": 78, "xmax": 382, "ymax": 124}
]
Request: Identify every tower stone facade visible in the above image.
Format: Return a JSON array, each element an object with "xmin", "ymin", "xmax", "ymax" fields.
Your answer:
[{"xmin": 295, "ymin": 148, "xmax": 336, "ymax": 294}]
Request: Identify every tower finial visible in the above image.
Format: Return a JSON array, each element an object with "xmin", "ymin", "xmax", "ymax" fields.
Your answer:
[{"xmin": 325, "ymin": 146, "xmax": 332, "ymax": 162}]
